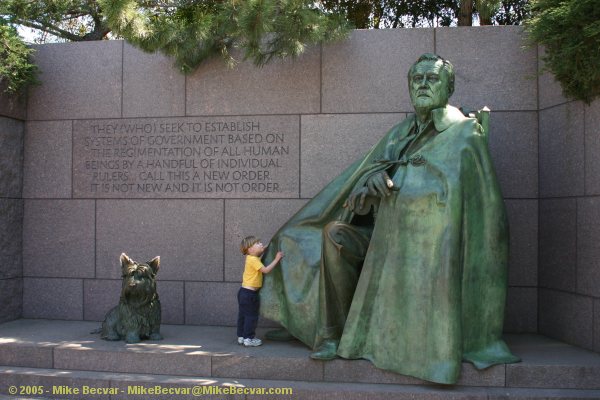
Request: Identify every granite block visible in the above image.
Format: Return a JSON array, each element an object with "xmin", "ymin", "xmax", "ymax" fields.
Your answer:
[
  {"xmin": 577, "ymin": 198, "xmax": 600, "ymax": 297},
  {"xmin": 0, "ymin": 344, "xmax": 52, "ymax": 369},
  {"xmin": 212, "ymin": 354, "xmax": 324, "ymax": 381},
  {"xmin": 23, "ymin": 199, "xmax": 95, "ymax": 278},
  {"xmin": 224, "ymin": 199, "xmax": 308, "ymax": 282},
  {"xmin": 300, "ymin": 113, "xmax": 403, "ymax": 198},
  {"xmin": 72, "ymin": 115, "xmax": 300, "ymax": 199},
  {"xmin": 0, "ymin": 367, "xmax": 112, "ymax": 400},
  {"xmin": 27, "ymin": 41, "xmax": 122, "ymax": 120},
  {"xmin": 84, "ymin": 279, "xmax": 184, "ymax": 325},
  {"xmin": 504, "ymin": 334, "xmax": 600, "ymax": 390},
  {"xmin": 505, "ymin": 200, "xmax": 538, "ymax": 287},
  {"xmin": 539, "ymin": 102, "xmax": 585, "ymax": 198},
  {"xmin": 54, "ymin": 344, "xmax": 212, "ymax": 377},
  {"xmin": 436, "ymin": 26, "xmax": 537, "ymax": 111},
  {"xmin": 324, "ymin": 359, "xmax": 504, "ymax": 387},
  {"xmin": 584, "ymin": 99, "xmax": 600, "ymax": 195},
  {"xmin": 157, "ymin": 280, "xmax": 185, "ymax": 325},
  {"xmin": 186, "ymin": 47, "xmax": 320, "ymax": 115},
  {"xmin": 23, "ymin": 277, "xmax": 83, "ymax": 320},
  {"xmin": 83, "ymin": 279, "xmax": 121, "ymax": 322},
  {"xmin": 539, "ymin": 199, "xmax": 577, "ymax": 292},
  {"xmin": 0, "ymin": 199, "xmax": 23, "ymax": 280},
  {"xmin": 488, "ymin": 111, "xmax": 538, "ymax": 198},
  {"xmin": 595, "ymin": 299, "xmax": 600, "ymax": 353},
  {"xmin": 0, "ymin": 278, "xmax": 22, "ymax": 323},
  {"xmin": 185, "ymin": 281, "xmax": 239, "ymax": 326},
  {"xmin": 538, "ymin": 46, "xmax": 569, "ymax": 110},
  {"xmin": 504, "ymin": 287, "xmax": 537, "ymax": 333},
  {"xmin": 538, "ymin": 289, "xmax": 594, "ymax": 351},
  {"xmin": 0, "ymin": 319, "xmax": 99, "ymax": 343},
  {"xmin": 123, "ymin": 43, "xmax": 185, "ymax": 118},
  {"xmin": 506, "ymin": 364, "xmax": 600, "ymax": 390},
  {"xmin": 322, "ymin": 29, "xmax": 433, "ymax": 113},
  {"xmin": 23, "ymin": 120, "xmax": 72, "ymax": 198},
  {"xmin": 0, "ymin": 117, "xmax": 24, "ymax": 198},
  {"xmin": 0, "ymin": 81, "xmax": 26, "ymax": 120},
  {"xmin": 324, "ymin": 359, "xmax": 422, "ymax": 385},
  {"xmin": 96, "ymin": 200, "xmax": 223, "ymax": 281}
]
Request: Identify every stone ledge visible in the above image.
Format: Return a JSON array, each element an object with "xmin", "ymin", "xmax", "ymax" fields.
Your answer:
[{"xmin": 1, "ymin": 320, "xmax": 600, "ymax": 390}]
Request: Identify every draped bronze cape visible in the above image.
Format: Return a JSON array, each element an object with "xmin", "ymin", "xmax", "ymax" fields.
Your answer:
[{"xmin": 260, "ymin": 105, "xmax": 520, "ymax": 384}]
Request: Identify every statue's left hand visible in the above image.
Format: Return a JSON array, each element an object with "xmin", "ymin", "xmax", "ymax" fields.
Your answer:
[{"xmin": 344, "ymin": 186, "xmax": 370, "ymax": 212}]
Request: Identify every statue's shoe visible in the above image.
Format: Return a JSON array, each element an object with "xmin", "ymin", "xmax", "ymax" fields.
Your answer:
[
  {"xmin": 265, "ymin": 328, "xmax": 294, "ymax": 341},
  {"xmin": 310, "ymin": 339, "xmax": 339, "ymax": 360}
]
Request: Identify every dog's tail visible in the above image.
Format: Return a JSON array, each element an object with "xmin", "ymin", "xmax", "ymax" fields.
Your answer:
[{"xmin": 90, "ymin": 327, "xmax": 102, "ymax": 334}]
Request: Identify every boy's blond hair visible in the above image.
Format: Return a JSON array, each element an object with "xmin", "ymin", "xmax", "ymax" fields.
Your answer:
[{"xmin": 240, "ymin": 236, "xmax": 260, "ymax": 255}]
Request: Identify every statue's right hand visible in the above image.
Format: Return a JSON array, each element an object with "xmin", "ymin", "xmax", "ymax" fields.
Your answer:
[{"xmin": 366, "ymin": 171, "xmax": 393, "ymax": 197}]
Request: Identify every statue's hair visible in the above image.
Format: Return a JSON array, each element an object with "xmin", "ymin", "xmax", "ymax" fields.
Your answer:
[
  {"xmin": 408, "ymin": 53, "xmax": 455, "ymax": 97},
  {"xmin": 240, "ymin": 236, "xmax": 261, "ymax": 255}
]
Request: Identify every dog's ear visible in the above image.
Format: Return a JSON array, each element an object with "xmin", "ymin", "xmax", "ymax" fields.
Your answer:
[
  {"xmin": 121, "ymin": 253, "xmax": 133, "ymax": 269},
  {"xmin": 148, "ymin": 256, "xmax": 160, "ymax": 275}
]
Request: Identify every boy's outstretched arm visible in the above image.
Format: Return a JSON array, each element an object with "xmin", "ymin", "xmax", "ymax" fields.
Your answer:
[{"xmin": 260, "ymin": 251, "xmax": 284, "ymax": 274}]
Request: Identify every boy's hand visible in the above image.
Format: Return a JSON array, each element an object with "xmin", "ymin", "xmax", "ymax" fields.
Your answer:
[{"xmin": 275, "ymin": 251, "xmax": 284, "ymax": 262}]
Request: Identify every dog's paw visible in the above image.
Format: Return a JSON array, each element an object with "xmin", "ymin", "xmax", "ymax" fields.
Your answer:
[{"xmin": 125, "ymin": 333, "xmax": 141, "ymax": 344}]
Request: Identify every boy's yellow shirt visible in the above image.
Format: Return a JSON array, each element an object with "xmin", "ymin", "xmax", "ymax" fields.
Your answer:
[{"xmin": 242, "ymin": 255, "xmax": 264, "ymax": 288}]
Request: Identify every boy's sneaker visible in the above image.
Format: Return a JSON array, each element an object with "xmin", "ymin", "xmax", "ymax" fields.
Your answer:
[
  {"xmin": 243, "ymin": 338, "xmax": 262, "ymax": 347},
  {"xmin": 237, "ymin": 337, "xmax": 244, "ymax": 345}
]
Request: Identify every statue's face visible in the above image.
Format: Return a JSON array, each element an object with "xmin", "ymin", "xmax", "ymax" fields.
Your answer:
[{"xmin": 409, "ymin": 59, "xmax": 450, "ymax": 112}]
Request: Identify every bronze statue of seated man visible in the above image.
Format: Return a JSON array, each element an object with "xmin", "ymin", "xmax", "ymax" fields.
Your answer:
[{"xmin": 259, "ymin": 53, "xmax": 520, "ymax": 385}]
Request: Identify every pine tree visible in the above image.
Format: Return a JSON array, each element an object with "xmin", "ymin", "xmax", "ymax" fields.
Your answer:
[
  {"xmin": 99, "ymin": 0, "xmax": 351, "ymax": 73},
  {"xmin": 0, "ymin": 20, "xmax": 38, "ymax": 94},
  {"xmin": 525, "ymin": 0, "xmax": 600, "ymax": 103}
]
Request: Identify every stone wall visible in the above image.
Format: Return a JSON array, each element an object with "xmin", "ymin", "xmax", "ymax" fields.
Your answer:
[
  {"xmin": 538, "ymin": 51, "xmax": 600, "ymax": 352},
  {"xmin": 18, "ymin": 27, "xmax": 539, "ymax": 332},
  {"xmin": 0, "ymin": 85, "xmax": 25, "ymax": 324}
]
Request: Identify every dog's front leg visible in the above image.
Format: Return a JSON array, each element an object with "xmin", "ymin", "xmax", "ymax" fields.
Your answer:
[{"xmin": 125, "ymin": 331, "xmax": 141, "ymax": 344}]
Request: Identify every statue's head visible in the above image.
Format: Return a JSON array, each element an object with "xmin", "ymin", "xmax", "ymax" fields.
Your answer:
[{"xmin": 408, "ymin": 53, "xmax": 455, "ymax": 113}]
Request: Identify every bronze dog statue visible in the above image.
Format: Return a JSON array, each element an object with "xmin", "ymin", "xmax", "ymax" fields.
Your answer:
[{"xmin": 97, "ymin": 253, "xmax": 163, "ymax": 343}]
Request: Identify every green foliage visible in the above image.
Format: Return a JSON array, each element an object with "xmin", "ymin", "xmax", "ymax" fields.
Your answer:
[
  {"xmin": 0, "ymin": 20, "xmax": 38, "ymax": 94},
  {"xmin": 99, "ymin": 0, "xmax": 350, "ymax": 73},
  {"xmin": 319, "ymin": 0, "xmax": 530, "ymax": 28},
  {"xmin": 525, "ymin": 0, "xmax": 600, "ymax": 103},
  {"xmin": 0, "ymin": 1, "xmax": 109, "ymax": 42},
  {"xmin": 321, "ymin": 0, "xmax": 459, "ymax": 28},
  {"xmin": 492, "ymin": 0, "xmax": 530, "ymax": 25}
]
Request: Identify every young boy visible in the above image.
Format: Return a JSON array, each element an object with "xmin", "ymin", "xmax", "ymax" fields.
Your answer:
[{"xmin": 237, "ymin": 236, "xmax": 284, "ymax": 347}]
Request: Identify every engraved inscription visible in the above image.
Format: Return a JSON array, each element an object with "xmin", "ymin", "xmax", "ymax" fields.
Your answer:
[{"xmin": 73, "ymin": 116, "xmax": 299, "ymax": 198}]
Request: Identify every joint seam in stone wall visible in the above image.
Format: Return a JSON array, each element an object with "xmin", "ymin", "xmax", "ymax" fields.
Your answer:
[
  {"xmin": 536, "ymin": 42, "xmax": 541, "ymax": 335},
  {"xmin": 538, "ymin": 100, "xmax": 577, "ymax": 112},
  {"xmin": 121, "ymin": 41, "xmax": 124, "ymax": 119},
  {"xmin": 184, "ymin": 72, "xmax": 188, "ymax": 117},
  {"xmin": 299, "ymin": 115, "xmax": 302, "ymax": 198},
  {"xmin": 537, "ymin": 285, "xmax": 600, "ymax": 300},
  {"xmin": 583, "ymin": 106, "xmax": 587, "ymax": 196},
  {"xmin": 575, "ymin": 198, "xmax": 579, "ymax": 295},
  {"xmin": 94, "ymin": 200, "xmax": 97, "ymax": 280},
  {"xmin": 222, "ymin": 198, "xmax": 226, "ymax": 282},
  {"xmin": 319, "ymin": 42, "xmax": 323, "ymax": 114}
]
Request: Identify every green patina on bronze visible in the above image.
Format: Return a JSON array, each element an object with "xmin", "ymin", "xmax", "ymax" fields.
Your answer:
[{"xmin": 260, "ymin": 53, "xmax": 520, "ymax": 384}]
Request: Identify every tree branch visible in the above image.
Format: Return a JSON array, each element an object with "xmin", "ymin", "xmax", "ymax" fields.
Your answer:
[{"xmin": 14, "ymin": 18, "xmax": 83, "ymax": 41}]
